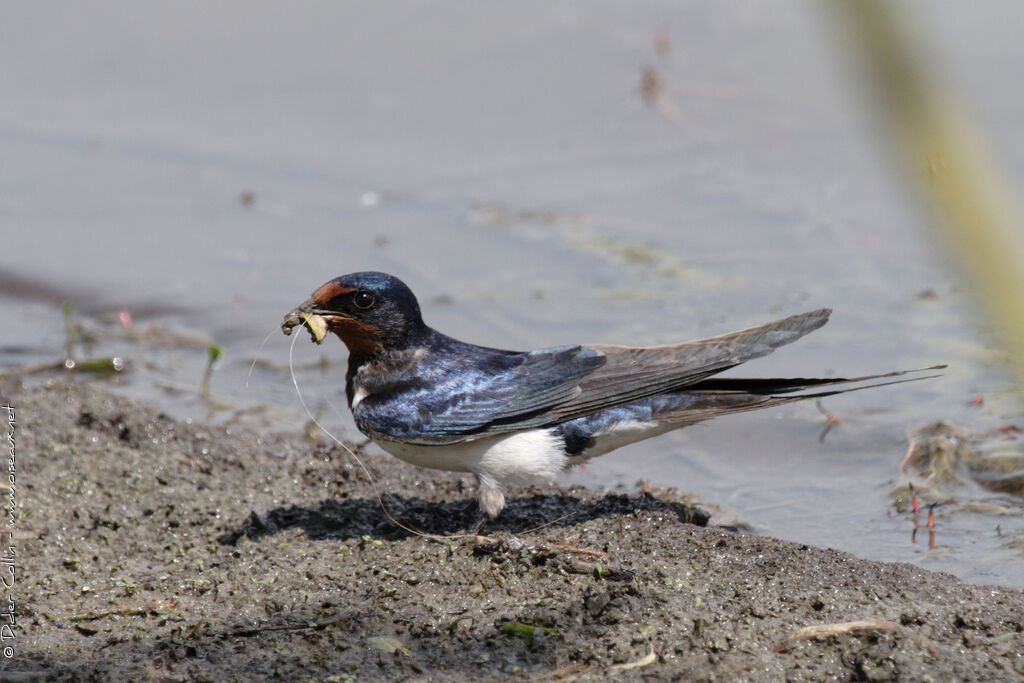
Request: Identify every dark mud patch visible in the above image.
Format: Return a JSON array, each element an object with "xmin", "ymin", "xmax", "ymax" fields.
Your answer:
[
  {"xmin": 5, "ymin": 381, "xmax": 1023, "ymax": 680},
  {"xmin": 221, "ymin": 491, "xmax": 708, "ymax": 544}
]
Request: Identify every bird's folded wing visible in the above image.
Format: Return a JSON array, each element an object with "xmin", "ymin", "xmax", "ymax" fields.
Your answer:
[
  {"xmin": 547, "ymin": 307, "xmax": 831, "ymax": 422},
  {"xmin": 368, "ymin": 309, "xmax": 831, "ymax": 444}
]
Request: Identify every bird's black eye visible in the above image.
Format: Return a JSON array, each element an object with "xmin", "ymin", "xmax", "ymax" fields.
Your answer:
[{"xmin": 352, "ymin": 290, "xmax": 375, "ymax": 310}]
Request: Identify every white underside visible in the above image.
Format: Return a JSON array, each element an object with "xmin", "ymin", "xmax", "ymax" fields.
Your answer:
[
  {"xmin": 375, "ymin": 429, "xmax": 568, "ymax": 517},
  {"xmin": 373, "ymin": 419, "xmax": 682, "ymax": 517},
  {"xmin": 375, "ymin": 428, "xmax": 567, "ymax": 486}
]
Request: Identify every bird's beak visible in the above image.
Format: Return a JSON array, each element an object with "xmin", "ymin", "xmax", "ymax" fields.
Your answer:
[{"xmin": 282, "ymin": 298, "xmax": 342, "ymax": 344}]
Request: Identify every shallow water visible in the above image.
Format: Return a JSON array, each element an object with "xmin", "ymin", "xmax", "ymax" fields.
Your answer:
[{"xmin": 3, "ymin": 1, "xmax": 1023, "ymax": 587}]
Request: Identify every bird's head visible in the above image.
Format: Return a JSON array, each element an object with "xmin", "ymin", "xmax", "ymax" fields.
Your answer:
[{"xmin": 282, "ymin": 271, "xmax": 426, "ymax": 354}]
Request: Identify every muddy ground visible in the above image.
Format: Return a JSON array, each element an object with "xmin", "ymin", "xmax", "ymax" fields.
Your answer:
[{"xmin": 3, "ymin": 379, "xmax": 1022, "ymax": 681}]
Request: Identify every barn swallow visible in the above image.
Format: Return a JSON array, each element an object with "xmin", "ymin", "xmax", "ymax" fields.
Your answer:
[{"xmin": 283, "ymin": 272, "xmax": 940, "ymax": 520}]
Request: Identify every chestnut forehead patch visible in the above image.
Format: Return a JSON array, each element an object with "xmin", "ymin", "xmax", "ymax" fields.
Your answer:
[{"xmin": 311, "ymin": 282, "xmax": 355, "ymax": 306}]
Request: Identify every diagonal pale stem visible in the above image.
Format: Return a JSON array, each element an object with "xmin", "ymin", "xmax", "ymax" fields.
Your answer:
[{"xmin": 832, "ymin": 0, "xmax": 1024, "ymax": 384}]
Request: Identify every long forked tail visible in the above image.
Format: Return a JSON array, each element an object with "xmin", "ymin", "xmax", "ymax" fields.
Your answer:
[
  {"xmin": 667, "ymin": 365, "xmax": 947, "ymax": 423},
  {"xmin": 690, "ymin": 365, "xmax": 947, "ymax": 396}
]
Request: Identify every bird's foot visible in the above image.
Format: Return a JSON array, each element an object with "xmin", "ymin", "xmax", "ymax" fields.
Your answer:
[{"xmin": 466, "ymin": 512, "xmax": 489, "ymax": 537}]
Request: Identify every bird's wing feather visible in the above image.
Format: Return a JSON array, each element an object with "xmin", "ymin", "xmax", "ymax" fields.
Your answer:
[
  {"xmin": 454, "ymin": 344, "xmax": 607, "ymax": 423},
  {"xmin": 548, "ymin": 308, "xmax": 832, "ymax": 422}
]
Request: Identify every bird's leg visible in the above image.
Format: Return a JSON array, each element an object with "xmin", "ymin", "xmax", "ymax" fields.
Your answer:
[
  {"xmin": 449, "ymin": 497, "xmax": 485, "ymax": 535},
  {"xmin": 466, "ymin": 512, "xmax": 489, "ymax": 537},
  {"xmin": 466, "ymin": 474, "xmax": 505, "ymax": 535},
  {"xmin": 476, "ymin": 474, "xmax": 506, "ymax": 518}
]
